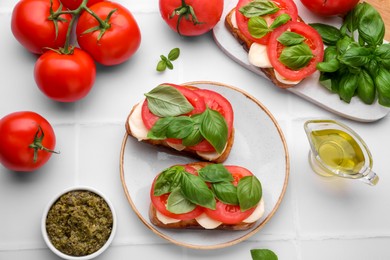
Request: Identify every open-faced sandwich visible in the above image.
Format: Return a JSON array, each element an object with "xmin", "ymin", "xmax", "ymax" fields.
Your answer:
[
  {"xmin": 225, "ymin": 0, "xmax": 324, "ymax": 88},
  {"xmin": 126, "ymin": 83, "xmax": 234, "ymax": 163},
  {"xmin": 149, "ymin": 162, "xmax": 264, "ymax": 230}
]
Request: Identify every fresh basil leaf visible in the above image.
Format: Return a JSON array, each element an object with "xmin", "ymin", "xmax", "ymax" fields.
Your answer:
[
  {"xmin": 336, "ymin": 36, "xmax": 354, "ymax": 55},
  {"xmin": 199, "ymin": 108, "xmax": 228, "ymax": 154},
  {"xmin": 277, "ymin": 31, "xmax": 305, "ymax": 46},
  {"xmin": 182, "ymin": 113, "xmax": 203, "ymax": 147},
  {"xmin": 237, "ymin": 176, "xmax": 262, "ymax": 211},
  {"xmin": 339, "ymin": 46, "xmax": 372, "ymax": 67},
  {"xmin": 212, "ymin": 182, "xmax": 239, "ymax": 205},
  {"xmin": 278, "ymin": 43, "xmax": 314, "ymax": 70},
  {"xmin": 248, "ymin": 16, "xmax": 272, "ymax": 39},
  {"xmin": 357, "ymin": 2, "xmax": 385, "ymax": 46},
  {"xmin": 339, "ymin": 72, "xmax": 359, "ymax": 103},
  {"xmin": 166, "ymin": 116, "xmax": 194, "ymax": 139},
  {"xmin": 341, "ymin": 3, "xmax": 363, "ymax": 37},
  {"xmin": 375, "ymin": 44, "xmax": 390, "ymax": 69},
  {"xmin": 316, "ymin": 60, "xmax": 340, "ymax": 73},
  {"xmin": 168, "ymin": 47, "xmax": 180, "ymax": 61},
  {"xmin": 364, "ymin": 59, "xmax": 379, "ymax": 79},
  {"xmin": 319, "ymin": 72, "xmax": 333, "ymax": 91},
  {"xmin": 251, "ymin": 249, "xmax": 278, "ymax": 260},
  {"xmin": 156, "ymin": 60, "xmax": 167, "ymax": 72},
  {"xmin": 323, "ymin": 46, "xmax": 338, "ymax": 61},
  {"xmin": 357, "ymin": 69, "xmax": 376, "ymax": 104},
  {"xmin": 375, "ymin": 67, "xmax": 390, "ymax": 107},
  {"xmin": 181, "ymin": 172, "xmax": 216, "ymax": 209},
  {"xmin": 147, "ymin": 117, "xmax": 175, "ymax": 139},
  {"xmin": 269, "ymin": 13, "xmax": 291, "ymax": 30},
  {"xmin": 167, "ymin": 187, "xmax": 196, "ymax": 214},
  {"xmin": 153, "ymin": 166, "xmax": 184, "ymax": 196},
  {"xmin": 198, "ymin": 164, "xmax": 234, "ymax": 183},
  {"xmin": 144, "ymin": 84, "xmax": 194, "ymax": 117},
  {"xmin": 309, "ymin": 23, "xmax": 342, "ymax": 46},
  {"xmin": 239, "ymin": 0, "xmax": 279, "ymax": 18}
]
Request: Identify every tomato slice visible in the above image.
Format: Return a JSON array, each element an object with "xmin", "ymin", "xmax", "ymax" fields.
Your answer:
[
  {"xmin": 187, "ymin": 89, "xmax": 234, "ymax": 152},
  {"xmin": 267, "ymin": 21, "xmax": 324, "ymax": 81},
  {"xmin": 150, "ymin": 165, "xmax": 204, "ymax": 220},
  {"xmin": 235, "ymin": 0, "xmax": 298, "ymax": 45},
  {"xmin": 141, "ymin": 84, "xmax": 206, "ymax": 130},
  {"xmin": 203, "ymin": 166, "xmax": 256, "ymax": 224}
]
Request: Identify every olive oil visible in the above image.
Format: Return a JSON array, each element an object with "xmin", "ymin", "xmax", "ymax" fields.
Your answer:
[{"xmin": 310, "ymin": 129, "xmax": 365, "ymax": 174}]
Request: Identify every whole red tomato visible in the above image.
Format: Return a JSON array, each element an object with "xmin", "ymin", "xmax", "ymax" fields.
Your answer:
[
  {"xmin": 159, "ymin": 0, "xmax": 223, "ymax": 36},
  {"xmin": 300, "ymin": 0, "xmax": 359, "ymax": 16},
  {"xmin": 11, "ymin": 0, "xmax": 71, "ymax": 54},
  {"xmin": 0, "ymin": 111, "xmax": 57, "ymax": 172},
  {"xmin": 76, "ymin": 1, "xmax": 141, "ymax": 66},
  {"xmin": 34, "ymin": 47, "xmax": 96, "ymax": 102},
  {"xmin": 60, "ymin": 0, "xmax": 103, "ymax": 10}
]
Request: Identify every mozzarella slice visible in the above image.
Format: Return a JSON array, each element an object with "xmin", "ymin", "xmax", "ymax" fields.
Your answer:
[
  {"xmin": 128, "ymin": 100, "xmax": 149, "ymax": 141},
  {"xmin": 248, "ymin": 43, "xmax": 273, "ymax": 68},
  {"xmin": 274, "ymin": 70, "xmax": 302, "ymax": 85},
  {"xmin": 195, "ymin": 213, "xmax": 222, "ymax": 229},
  {"xmin": 156, "ymin": 210, "xmax": 181, "ymax": 224},
  {"xmin": 243, "ymin": 198, "xmax": 265, "ymax": 223},
  {"xmin": 166, "ymin": 142, "xmax": 186, "ymax": 151}
]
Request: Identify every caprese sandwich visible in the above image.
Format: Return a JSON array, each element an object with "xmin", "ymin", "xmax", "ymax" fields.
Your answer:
[
  {"xmin": 225, "ymin": 0, "xmax": 324, "ymax": 88},
  {"xmin": 149, "ymin": 162, "xmax": 265, "ymax": 230},
  {"xmin": 126, "ymin": 83, "xmax": 234, "ymax": 163}
]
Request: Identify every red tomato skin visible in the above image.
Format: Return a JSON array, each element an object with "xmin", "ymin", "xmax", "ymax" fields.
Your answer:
[
  {"xmin": 76, "ymin": 1, "xmax": 141, "ymax": 66},
  {"xmin": 11, "ymin": 0, "xmax": 71, "ymax": 54},
  {"xmin": 267, "ymin": 21, "xmax": 324, "ymax": 82},
  {"xmin": 300, "ymin": 0, "xmax": 359, "ymax": 16},
  {"xmin": 34, "ymin": 48, "xmax": 96, "ymax": 102},
  {"xmin": 159, "ymin": 0, "xmax": 224, "ymax": 36},
  {"xmin": 0, "ymin": 111, "xmax": 56, "ymax": 172},
  {"xmin": 61, "ymin": 0, "xmax": 103, "ymax": 10}
]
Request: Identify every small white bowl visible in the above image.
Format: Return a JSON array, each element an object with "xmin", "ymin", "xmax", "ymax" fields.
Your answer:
[{"xmin": 41, "ymin": 186, "xmax": 117, "ymax": 260}]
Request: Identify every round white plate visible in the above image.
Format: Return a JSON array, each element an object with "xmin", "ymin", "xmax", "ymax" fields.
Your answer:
[
  {"xmin": 212, "ymin": 0, "xmax": 390, "ymax": 122},
  {"xmin": 120, "ymin": 81, "xmax": 289, "ymax": 249}
]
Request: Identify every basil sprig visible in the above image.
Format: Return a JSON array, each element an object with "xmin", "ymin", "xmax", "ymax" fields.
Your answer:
[
  {"xmin": 251, "ymin": 249, "xmax": 278, "ymax": 260},
  {"xmin": 311, "ymin": 2, "xmax": 390, "ymax": 107},
  {"xmin": 277, "ymin": 31, "xmax": 314, "ymax": 70},
  {"xmin": 145, "ymin": 84, "xmax": 194, "ymax": 117},
  {"xmin": 239, "ymin": 0, "xmax": 279, "ymax": 18},
  {"xmin": 147, "ymin": 107, "xmax": 228, "ymax": 154},
  {"xmin": 153, "ymin": 164, "xmax": 262, "ymax": 214}
]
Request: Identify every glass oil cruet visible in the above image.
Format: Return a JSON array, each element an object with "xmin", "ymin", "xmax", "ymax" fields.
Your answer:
[{"xmin": 304, "ymin": 119, "xmax": 379, "ymax": 186}]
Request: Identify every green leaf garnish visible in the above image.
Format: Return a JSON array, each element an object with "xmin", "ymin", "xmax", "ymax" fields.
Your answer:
[
  {"xmin": 167, "ymin": 188, "xmax": 196, "ymax": 214},
  {"xmin": 237, "ymin": 176, "xmax": 262, "ymax": 211},
  {"xmin": 251, "ymin": 249, "xmax": 278, "ymax": 260},
  {"xmin": 199, "ymin": 108, "xmax": 228, "ymax": 154},
  {"xmin": 278, "ymin": 43, "xmax": 314, "ymax": 70},
  {"xmin": 239, "ymin": 0, "xmax": 279, "ymax": 18},
  {"xmin": 144, "ymin": 84, "xmax": 194, "ymax": 117},
  {"xmin": 181, "ymin": 172, "xmax": 216, "ymax": 210},
  {"xmin": 198, "ymin": 164, "xmax": 234, "ymax": 183},
  {"xmin": 277, "ymin": 31, "xmax": 305, "ymax": 46}
]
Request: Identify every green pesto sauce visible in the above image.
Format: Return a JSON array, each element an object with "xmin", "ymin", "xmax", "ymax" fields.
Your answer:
[{"xmin": 46, "ymin": 190, "xmax": 113, "ymax": 256}]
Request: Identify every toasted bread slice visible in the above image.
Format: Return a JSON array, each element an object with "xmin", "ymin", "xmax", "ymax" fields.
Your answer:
[
  {"xmin": 125, "ymin": 88, "xmax": 234, "ymax": 164},
  {"xmin": 148, "ymin": 162, "xmax": 259, "ymax": 230},
  {"xmin": 225, "ymin": 8, "xmax": 301, "ymax": 88}
]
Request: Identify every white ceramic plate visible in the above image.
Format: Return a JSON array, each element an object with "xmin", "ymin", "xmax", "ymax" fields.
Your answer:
[
  {"xmin": 213, "ymin": 0, "xmax": 390, "ymax": 122},
  {"xmin": 120, "ymin": 81, "xmax": 289, "ymax": 249}
]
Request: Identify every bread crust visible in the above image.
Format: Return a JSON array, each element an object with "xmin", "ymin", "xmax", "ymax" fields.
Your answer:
[
  {"xmin": 148, "ymin": 162, "xmax": 257, "ymax": 230},
  {"xmin": 224, "ymin": 8, "xmax": 298, "ymax": 89},
  {"xmin": 125, "ymin": 87, "xmax": 234, "ymax": 163}
]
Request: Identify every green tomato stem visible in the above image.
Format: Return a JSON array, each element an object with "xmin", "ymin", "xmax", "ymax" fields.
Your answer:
[{"xmin": 28, "ymin": 126, "xmax": 59, "ymax": 163}]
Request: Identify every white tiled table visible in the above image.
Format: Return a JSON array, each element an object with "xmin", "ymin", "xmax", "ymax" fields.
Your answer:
[{"xmin": 1, "ymin": 1, "xmax": 390, "ymax": 259}]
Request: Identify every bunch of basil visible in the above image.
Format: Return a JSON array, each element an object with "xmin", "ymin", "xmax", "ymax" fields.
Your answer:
[{"xmin": 310, "ymin": 2, "xmax": 390, "ymax": 107}]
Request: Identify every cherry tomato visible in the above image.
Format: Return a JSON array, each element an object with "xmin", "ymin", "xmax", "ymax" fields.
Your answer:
[
  {"xmin": 300, "ymin": 0, "xmax": 359, "ymax": 17},
  {"xmin": 159, "ymin": 0, "xmax": 223, "ymax": 36},
  {"xmin": 34, "ymin": 47, "xmax": 96, "ymax": 102},
  {"xmin": 267, "ymin": 21, "xmax": 324, "ymax": 82},
  {"xmin": 60, "ymin": 0, "xmax": 103, "ymax": 10},
  {"xmin": 76, "ymin": 1, "xmax": 141, "ymax": 66},
  {"xmin": 0, "ymin": 111, "xmax": 57, "ymax": 172},
  {"xmin": 141, "ymin": 84, "xmax": 206, "ymax": 130},
  {"xmin": 203, "ymin": 166, "xmax": 256, "ymax": 224},
  {"xmin": 187, "ymin": 89, "xmax": 234, "ymax": 152},
  {"xmin": 150, "ymin": 165, "xmax": 204, "ymax": 220},
  {"xmin": 236, "ymin": 0, "xmax": 298, "ymax": 45},
  {"xmin": 11, "ymin": 0, "xmax": 71, "ymax": 54}
]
